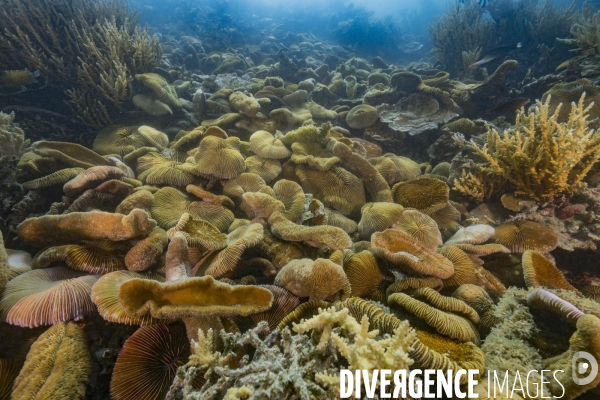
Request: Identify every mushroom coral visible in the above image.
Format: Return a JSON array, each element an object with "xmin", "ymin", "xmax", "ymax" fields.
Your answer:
[
  {"xmin": 371, "ymin": 229, "xmax": 454, "ymax": 279},
  {"xmin": 17, "ymin": 209, "xmax": 156, "ymax": 246},
  {"xmin": 274, "ymin": 258, "xmax": 351, "ymax": 301},
  {"xmin": 111, "ymin": 323, "xmax": 190, "ymax": 400},
  {"xmin": 117, "ymin": 233, "xmax": 273, "ymax": 320},
  {"xmin": 0, "ymin": 266, "xmax": 98, "ymax": 328},
  {"xmin": 12, "ymin": 322, "xmax": 91, "ymax": 400}
]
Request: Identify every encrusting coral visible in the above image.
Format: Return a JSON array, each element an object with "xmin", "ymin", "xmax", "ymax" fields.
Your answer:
[{"xmin": 471, "ymin": 94, "xmax": 600, "ymax": 201}]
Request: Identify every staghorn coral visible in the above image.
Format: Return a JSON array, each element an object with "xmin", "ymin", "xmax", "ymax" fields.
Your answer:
[
  {"xmin": 169, "ymin": 322, "xmax": 329, "ymax": 400},
  {"xmin": 0, "ymin": 0, "xmax": 162, "ymax": 127},
  {"xmin": 471, "ymin": 94, "xmax": 600, "ymax": 201},
  {"xmin": 292, "ymin": 306, "xmax": 415, "ymax": 393},
  {"xmin": 453, "ymin": 167, "xmax": 504, "ymax": 203}
]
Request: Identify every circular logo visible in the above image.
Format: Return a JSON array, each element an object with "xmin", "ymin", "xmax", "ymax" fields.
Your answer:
[{"xmin": 572, "ymin": 351, "xmax": 599, "ymax": 386}]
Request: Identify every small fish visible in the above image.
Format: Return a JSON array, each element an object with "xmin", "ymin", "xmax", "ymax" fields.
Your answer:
[
  {"xmin": 485, "ymin": 98, "xmax": 530, "ymax": 114},
  {"xmin": 0, "ymin": 69, "xmax": 39, "ymax": 87},
  {"xmin": 471, "ymin": 42, "xmax": 522, "ymax": 67},
  {"xmin": 555, "ymin": 82, "xmax": 584, "ymax": 92}
]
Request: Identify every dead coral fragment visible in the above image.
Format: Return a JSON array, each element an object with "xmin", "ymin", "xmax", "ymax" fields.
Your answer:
[
  {"xmin": 472, "ymin": 94, "xmax": 600, "ymax": 201},
  {"xmin": 12, "ymin": 322, "xmax": 91, "ymax": 400}
]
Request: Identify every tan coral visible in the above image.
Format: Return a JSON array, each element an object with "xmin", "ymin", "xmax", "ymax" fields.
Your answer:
[
  {"xmin": 132, "ymin": 94, "xmax": 172, "ymax": 116},
  {"xmin": 135, "ymin": 73, "xmax": 181, "ymax": 108},
  {"xmin": 110, "ymin": 324, "xmax": 189, "ymax": 400},
  {"xmin": 150, "ymin": 187, "xmax": 234, "ymax": 230},
  {"xmin": 522, "ymin": 250, "xmax": 581, "ymax": 294},
  {"xmin": 273, "ymin": 179, "xmax": 305, "ymax": 223},
  {"xmin": 249, "ymin": 130, "xmax": 291, "ymax": 159},
  {"xmin": 18, "ymin": 209, "xmax": 156, "ymax": 246},
  {"xmin": 125, "ymin": 226, "xmax": 168, "ymax": 272},
  {"xmin": 295, "ymin": 165, "xmax": 365, "ymax": 215},
  {"xmin": 245, "ymin": 155, "xmax": 282, "ymax": 183},
  {"xmin": 325, "ymin": 137, "xmax": 392, "ymax": 203},
  {"xmin": 290, "ymin": 142, "xmax": 341, "ymax": 171},
  {"xmin": 391, "ymin": 209, "xmax": 442, "ymax": 250},
  {"xmin": 346, "ymin": 104, "xmax": 378, "ymax": 129},
  {"xmin": 32, "ymin": 241, "xmax": 128, "ymax": 274},
  {"xmin": 30, "ymin": 141, "xmax": 110, "ymax": 169},
  {"xmin": 136, "ymin": 152, "xmax": 200, "ymax": 187},
  {"xmin": 167, "ymin": 213, "xmax": 227, "ymax": 250},
  {"xmin": 389, "ymin": 290, "xmax": 479, "ymax": 343},
  {"xmin": 93, "ymin": 125, "xmax": 168, "ymax": 157},
  {"xmin": 392, "ymin": 177, "xmax": 449, "ymax": 214},
  {"xmin": 491, "ymin": 220, "xmax": 558, "ymax": 253},
  {"xmin": 194, "ymin": 136, "xmax": 245, "ymax": 179},
  {"xmin": 544, "ymin": 314, "xmax": 600, "ymax": 399},
  {"xmin": 275, "ymin": 258, "xmax": 351, "ymax": 301},
  {"xmin": 541, "ymin": 79, "xmax": 600, "ymax": 122},
  {"xmin": 341, "ymin": 250, "xmax": 389, "ymax": 301},
  {"xmin": 11, "ymin": 322, "xmax": 91, "ymax": 400},
  {"xmin": 202, "ymin": 223, "xmax": 264, "ymax": 278},
  {"xmin": 118, "ymin": 274, "xmax": 273, "ymax": 319},
  {"xmin": 269, "ymin": 211, "xmax": 353, "ymax": 250},
  {"xmin": 222, "ymin": 172, "xmax": 267, "ymax": 202},
  {"xmin": 0, "ymin": 266, "xmax": 98, "ymax": 328},
  {"xmin": 371, "ymin": 229, "xmax": 454, "ymax": 279},
  {"xmin": 91, "ymin": 270, "xmax": 169, "ymax": 325},
  {"xmin": 229, "ymin": 91, "xmax": 261, "ymax": 117},
  {"xmin": 22, "ymin": 167, "xmax": 85, "ymax": 190}
]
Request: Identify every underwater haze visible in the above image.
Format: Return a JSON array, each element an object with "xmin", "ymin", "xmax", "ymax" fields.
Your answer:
[{"xmin": 4, "ymin": 0, "xmax": 600, "ymax": 399}]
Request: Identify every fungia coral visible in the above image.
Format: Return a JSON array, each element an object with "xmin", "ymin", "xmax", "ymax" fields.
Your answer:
[{"xmin": 471, "ymin": 94, "xmax": 600, "ymax": 202}]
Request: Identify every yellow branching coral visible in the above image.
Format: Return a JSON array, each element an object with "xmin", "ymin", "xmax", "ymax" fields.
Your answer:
[
  {"xmin": 293, "ymin": 306, "xmax": 415, "ymax": 391},
  {"xmin": 453, "ymin": 167, "xmax": 504, "ymax": 203},
  {"xmin": 0, "ymin": 112, "xmax": 29, "ymax": 157},
  {"xmin": 472, "ymin": 94, "xmax": 600, "ymax": 201}
]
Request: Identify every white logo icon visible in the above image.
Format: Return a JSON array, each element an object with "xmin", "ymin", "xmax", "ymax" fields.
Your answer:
[{"xmin": 572, "ymin": 351, "xmax": 598, "ymax": 386}]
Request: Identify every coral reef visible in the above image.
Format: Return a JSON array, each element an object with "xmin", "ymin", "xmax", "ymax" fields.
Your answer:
[
  {"xmin": 472, "ymin": 95, "xmax": 600, "ymax": 201},
  {"xmin": 0, "ymin": 0, "xmax": 161, "ymax": 128}
]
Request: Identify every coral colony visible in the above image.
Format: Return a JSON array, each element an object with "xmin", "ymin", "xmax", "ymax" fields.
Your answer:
[{"xmin": 3, "ymin": 0, "xmax": 600, "ymax": 399}]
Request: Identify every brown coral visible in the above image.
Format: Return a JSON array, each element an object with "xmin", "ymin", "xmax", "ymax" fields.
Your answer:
[
  {"xmin": 274, "ymin": 258, "xmax": 351, "ymax": 301},
  {"xmin": 0, "ymin": 266, "xmax": 98, "ymax": 328},
  {"xmin": 371, "ymin": 229, "xmax": 454, "ymax": 279},
  {"xmin": 491, "ymin": 220, "xmax": 558, "ymax": 253},
  {"xmin": 11, "ymin": 322, "xmax": 91, "ymax": 400}
]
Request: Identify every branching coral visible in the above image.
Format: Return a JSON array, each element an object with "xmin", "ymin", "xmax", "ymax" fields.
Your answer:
[
  {"xmin": 0, "ymin": 112, "xmax": 29, "ymax": 157},
  {"xmin": 0, "ymin": 0, "xmax": 161, "ymax": 128},
  {"xmin": 168, "ymin": 322, "xmax": 329, "ymax": 400},
  {"xmin": 429, "ymin": 1, "xmax": 494, "ymax": 75},
  {"xmin": 453, "ymin": 167, "xmax": 504, "ymax": 203},
  {"xmin": 293, "ymin": 306, "xmax": 415, "ymax": 392},
  {"xmin": 471, "ymin": 94, "xmax": 600, "ymax": 201}
]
